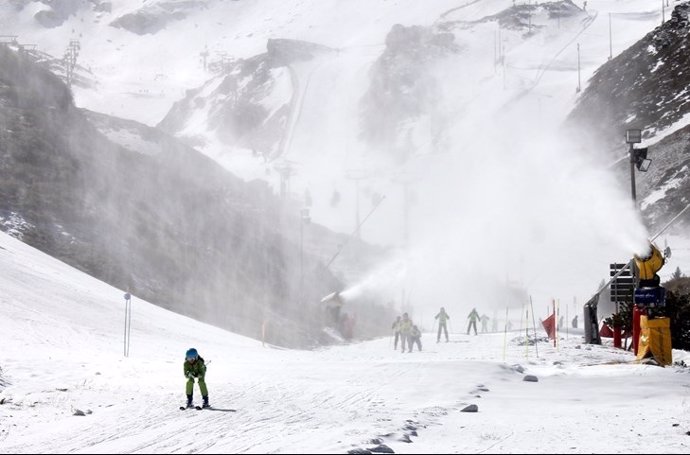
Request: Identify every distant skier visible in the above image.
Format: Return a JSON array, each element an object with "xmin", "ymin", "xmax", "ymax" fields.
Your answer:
[
  {"xmin": 399, "ymin": 313, "xmax": 412, "ymax": 353},
  {"xmin": 391, "ymin": 316, "xmax": 402, "ymax": 350},
  {"xmin": 184, "ymin": 348, "xmax": 209, "ymax": 409},
  {"xmin": 467, "ymin": 308, "xmax": 479, "ymax": 335},
  {"xmin": 435, "ymin": 307, "xmax": 450, "ymax": 342},
  {"xmin": 480, "ymin": 314, "xmax": 490, "ymax": 333},
  {"xmin": 408, "ymin": 325, "xmax": 422, "ymax": 352},
  {"xmin": 572, "ymin": 315, "xmax": 578, "ymax": 329}
]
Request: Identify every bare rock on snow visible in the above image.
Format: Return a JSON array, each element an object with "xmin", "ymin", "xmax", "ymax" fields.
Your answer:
[
  {"xmin": 368, "ymin": 444, "xmax": 395, "ymax": 453},
  {"xmin": 523, "ymin": 375, "xmax": 539, "ymax": 382},
  {"xmin": 461, "ymin": 404, "xmax": 479, "ymax": 412}
]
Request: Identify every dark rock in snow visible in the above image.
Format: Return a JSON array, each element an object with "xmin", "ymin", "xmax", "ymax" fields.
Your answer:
[
  {"xmin": 523, "ymin": 375, "xmax": 539, "ymax": 382},
  {"xmin": 348, "ymin": 449, "xmax": 372, "ymax": 455},
  {"xmin": 461, "ymin": 404, "xmax": 479, "ymax": 413},
  {"xmin": 368, "ymin": 444, "xmax": 395, "ymax": 454}
]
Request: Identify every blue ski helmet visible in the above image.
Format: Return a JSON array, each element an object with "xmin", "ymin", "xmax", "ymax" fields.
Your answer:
[{"xmin": 185, "ymin": 348, "xmax": 198, "ymax": 360}]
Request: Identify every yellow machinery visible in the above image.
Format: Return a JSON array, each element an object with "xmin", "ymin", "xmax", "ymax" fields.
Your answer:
[{"xmin": 633, "ymin": 242, "xmax": 665, "ymax": 285}]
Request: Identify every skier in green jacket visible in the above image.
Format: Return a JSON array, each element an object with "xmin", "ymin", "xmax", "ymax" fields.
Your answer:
[
  {"xmin": 184, "ymin": 348, "xmax": 209, "ymax": 409},
  {"xmin": 435, "ymin": 307, "xmax": 450, "ymax": 342}
]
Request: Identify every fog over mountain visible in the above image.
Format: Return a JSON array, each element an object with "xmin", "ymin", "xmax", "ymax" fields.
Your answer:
[{"xmin": 1, "ymin": 0, "xmax": 688, "ymax": 340}]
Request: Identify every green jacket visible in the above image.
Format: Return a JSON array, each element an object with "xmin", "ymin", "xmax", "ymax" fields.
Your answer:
[
  {"xmin": 435, "ymin": 310, "xmax": 450, "ymax": 324},
  {"xmin": 399, "ymin": 319, "xmax": 412, "ymax": 335},
  {"xmin": 392, "ymin": 319, "xmax": 401, "ymax": 332},
  {"xmin": 184, "ymin": 357, "xmax": 207, "ymax": 379},
  {"xmin": 467, "ymin": 310, "xmax": 479, "ymax": 322}
]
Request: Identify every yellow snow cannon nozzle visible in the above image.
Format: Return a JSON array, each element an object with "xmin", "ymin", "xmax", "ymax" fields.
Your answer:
[{"xmin": 634, "ymin": 242, "xmax": 665, "ymax": 281}]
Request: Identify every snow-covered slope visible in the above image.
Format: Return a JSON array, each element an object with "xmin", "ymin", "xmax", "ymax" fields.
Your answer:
[{"xmin": 2, "ymin": 231, "xmax": 690, "ymax": 453}]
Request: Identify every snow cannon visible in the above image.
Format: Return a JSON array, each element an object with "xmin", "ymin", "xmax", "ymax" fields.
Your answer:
[
  {"xmin": 320, "ymin": 291, "xmax": 344, "ymax": 306},
  {"xmin": 321, "ymin": 291, "xmax": 346, "ymax": 329},
  {"xmin": 633, "ymin": 241, "xmax": 666, "ymax": 287},
  {"xmin": 633, "ymin": 241, "xmax": 670, "ymax": 307}
]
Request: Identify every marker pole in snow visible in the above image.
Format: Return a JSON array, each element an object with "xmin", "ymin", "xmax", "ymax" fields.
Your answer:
[
  {"xmin": 530, "ymin": 296, "xmax": 539, "ymax": 358},
  {"xmin": 502, "ymin": 307, "xmax": 509, "ymax": 362},
  {"xmin": 525, "ymin": 305, "xmax": 529, "ymax": 359},
  {"xmin": 553, "ymin": 300, "xmax": 557, "ymax": 349},
  {"xmin": 123, "ymin": 292, "xmax": 132, "ymax": 357}
]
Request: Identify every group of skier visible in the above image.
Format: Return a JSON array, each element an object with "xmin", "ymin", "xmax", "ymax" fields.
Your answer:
[
  {"xmin": 391, "ymin": 312, "xmax": 423, "ymax": 352},
  {"xmin": 391, "ymin": 307, "xmax": 494, "ymax": 349},
  {"xmin": 183, "ymin": 307, "xmax": 500, "ymax": 405}
]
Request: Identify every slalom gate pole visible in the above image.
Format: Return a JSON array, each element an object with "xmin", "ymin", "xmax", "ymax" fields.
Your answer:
[
  {"xmin": 530, "ymin": 296, "xmax": 539, "ymax": 358},
  {"xmin": 503, "ymin": 306, "xmax": 509, "ymax": 362}
]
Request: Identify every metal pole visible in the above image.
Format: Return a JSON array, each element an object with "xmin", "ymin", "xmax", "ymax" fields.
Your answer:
[
  {"xmin": 502, "ymin": 307, "xmax": 509, "ymax": 362},
  {"xmin": 529, "ymin": 296, "xmax": 539, "ymax": 358},
  {"xmin": 525, "ymin": 306, "xmax": 529, "ymax": 359},
  {"xmin": 127, "ymin": 299, "xmax": 131, "ymax": 357},
  {"xmin": 629, "ymin": 143, "xmax": 637, "ymax": 202},
  {"xmin": 123, "ymin": 292, "xmax": 131, "ymax": 357},
  {"xmin": 553, "ymin": 299, "xmax": 557, "ymax": 348},
  {"xmin": 299, "ymin": 214, "xmax": 304, "ymax": 307},
  {"xmin": 355, "ymin": 179, "xmax": 361, "ymax": 239},
  {"xmin": 577, "ymin": 43, "xmax": 582, "ymax": 93},
  {"xmin": 124, "ymin": 299, "xmax": 128, "ymax": 357}
]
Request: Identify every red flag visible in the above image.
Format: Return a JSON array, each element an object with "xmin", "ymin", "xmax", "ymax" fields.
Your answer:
[{"xmin": 541, "ymin": 313, "xmax": 556, "ymax": 340}]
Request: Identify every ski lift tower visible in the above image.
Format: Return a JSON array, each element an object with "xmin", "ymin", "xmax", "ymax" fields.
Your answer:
[{"xmin": 273, "ymin": 160, "xmax": 298, "ymax": 199}]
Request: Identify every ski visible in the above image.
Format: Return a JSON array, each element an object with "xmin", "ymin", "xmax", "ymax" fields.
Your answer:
[
  {"xmin": 197, "ymin": 407, "xmax": 236, "ymax": 412},
  {"xmin": 180, "ymin": 405, "xmax": 236, "ymax": 412}
]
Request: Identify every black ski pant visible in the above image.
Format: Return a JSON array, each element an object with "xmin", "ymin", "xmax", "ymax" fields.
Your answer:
[
  {"xmin": 437, "ymin": 323, "xmax": 448, "ymax": 341},
  {"xmin": 409, "ymin": 336, "xmax": 422, "ymax": 352},
  {"xmin": 467, "ymin": 320, "xmax": 477, "ymax": 335}
]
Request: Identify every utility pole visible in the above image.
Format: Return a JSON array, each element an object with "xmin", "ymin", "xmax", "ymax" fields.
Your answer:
[
  {"xmin": 577, "ymin": 43, "xmax": 582, "ymax": 93},
  {"xmin": 628, "ymin": 142, "xmax": 638, "ymax": 202},
  {"xmin": 494, "ymin": 29, "xmax": 498, "ymax": 74},
  {"xmin": 274, "ymin": 160, "xmax": 296, "ymax": 199},
  {"xmin": 625, "ymin": 128, "xmax": 651, "ymax": 203},
  {"xmin": 123, "ymin": 292, "xmax": 132, "ymax": 357},
  {"xmin": 662, "ymin": 0, "xmax": 665, "ymax": 25}
]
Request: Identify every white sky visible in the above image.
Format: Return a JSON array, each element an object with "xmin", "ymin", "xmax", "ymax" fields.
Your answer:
[{"xmin": 1, "ymin": 231, "xmax": 690, "ymax": 454}]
